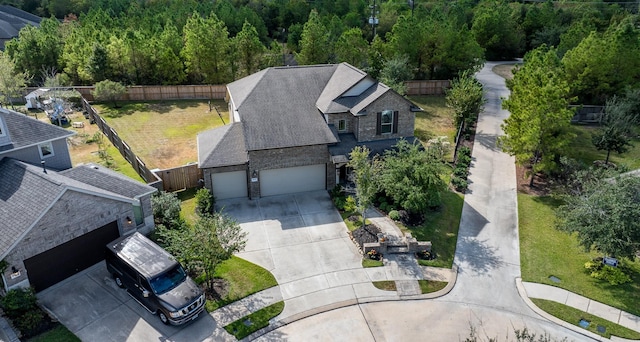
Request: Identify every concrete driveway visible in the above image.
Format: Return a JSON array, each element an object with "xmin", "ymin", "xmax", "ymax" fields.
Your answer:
[
  {"xmin": 38, "ymin": 191, "xmax": 371, "ymax": 341},
  {"xmin": 217, "ymin": 191, "xmax": 368, "ymax": 319},
  {"xmin": 37, "ymin": 262, "xmax": 230, "ymax": 342}
]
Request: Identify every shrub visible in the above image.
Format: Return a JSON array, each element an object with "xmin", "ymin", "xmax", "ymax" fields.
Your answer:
[
  {"xmin": 15, "ymin": 309, "xmax": 44, "ymax": 335},
  {"xmin": 333, "ymin": 196, "xmax": 346, "ymax": 211},
  {"xmin": 379, "ymin": 202, "xmax": 388, "ymax": 212},
  {"xmin": 344, "ymin": 196, "xmax": 357, "ymax": 213},
  {"xmin": 389, "ymin": 210, "xmax": 400, "ymax": 221},
  {"xmin": 195, "ymin": 188, "xmax": 215, "ymax": 216},
  {"xmin": 457, "ymin": 153, "xmax": 472, "ymax": 168},
  {"xmin": 453, "ymin": 166, "xmax": 468, "ymax": 178},
  {"xmin": 451, "ymin": 176, "xmax": 468, "ymax": 192},
  {"xmin": 329, "ymin": 185, "xmax": 343, "ymax": 198},
  {"xmin": 0, "ymin": 288, "xmax": 38, "ymax": 319},
  {"xmin": 458, "ymin": 146, "xmax": 471, "ymax": 157},
  {"xmin": 151, "ymin": 191, "xmax": 183, "ymax": 229},
  {"xmin": 585, "ymin": 262, "xmax": 632, "ymax": 285}
]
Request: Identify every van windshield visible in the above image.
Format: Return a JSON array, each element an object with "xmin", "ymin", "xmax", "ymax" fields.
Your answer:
[{"xmin": 150, "ymin": 265, "xmax": 187, "ymax": 294}]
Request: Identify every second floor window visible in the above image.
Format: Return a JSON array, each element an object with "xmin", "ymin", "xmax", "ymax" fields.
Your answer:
[
  {"xmin": 338, "ymin": 119, "xmax": 346, "ymax": 132},
  {"xmin": 39, "ymin": 142, "xmax": 54, "ymax": 158},
  {"xmin": 381, "ymin": 110, "xmax": 393, "ymax": 134}
]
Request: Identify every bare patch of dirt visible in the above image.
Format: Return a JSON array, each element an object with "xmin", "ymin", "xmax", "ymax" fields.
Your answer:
[{"xmin": 203, "ymin": 278, "xmax": 229, "ymax": 302}]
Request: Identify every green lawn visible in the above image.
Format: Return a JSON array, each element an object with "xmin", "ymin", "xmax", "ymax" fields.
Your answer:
[
  {"xmin": 224, "ymin": 301, "xmax": 285, "ymax": 340},
  {"xmin": 27, "ymin": 324, "xmax": 80, "ymax": 342},
  {"xmin": 177, "ymin": 188, "xmax": 199, "ymax": 224},
  {"xmin": 94, "ymin": 100, "xmax": 227, "ymax": 169},
  {"xmin": 565, "ymin": 125, "xmax": 640, "ymax": 170},
  {"xmin": 531, "ymin": 298, "xmax": 640, "ymax": 339},
  {"xmin": 409, "ymin": 95, "xmax": 456, "ymax": 161},
  {"xmin": 204, "ymin": 256, "xmax": 278, "ymax": 312},
  {"xmin": 519, "ymin": 193, "xmax": 640, "ymax": 316},
  {"xmin": 373, "ymin": 281, "xmax": 397, "ymax": 291},
  {"xmin": 398, "ymin": 190, "xmax": 464, "ymax": 268},
  {"xmin": 418, "ymin": 280, "xmax": 448, "ymax": 294},
  {"xmin": 362, "ymin": 258, "xmax": 384, "ymax": 267}
]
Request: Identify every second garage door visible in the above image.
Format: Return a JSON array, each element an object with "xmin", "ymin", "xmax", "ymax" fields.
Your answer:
[
  {"xmin": 211, "ymin": 170, "xmax": 248, "ymax": 200},
  {"xmin": 260, "ymin": 164, "xmax": 326, "ymax": 197},
  {"xmin": 24, "ymin": 221, "xmax": 120, "ymax": 292}
]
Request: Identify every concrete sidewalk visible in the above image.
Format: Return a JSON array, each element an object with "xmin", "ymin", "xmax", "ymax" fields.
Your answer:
[
  {"xmin": 209, "ymin": 263, "xmax": 457, "ymax": 341},
  {"xmin": 518, "ymin": 280, "xmax": 640, "ymax": 335}
]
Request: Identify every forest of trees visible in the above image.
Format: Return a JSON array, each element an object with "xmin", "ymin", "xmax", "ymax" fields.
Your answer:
[{"xmin": 0, "ymin": 0, "xmax": 639, "ymax": 104}]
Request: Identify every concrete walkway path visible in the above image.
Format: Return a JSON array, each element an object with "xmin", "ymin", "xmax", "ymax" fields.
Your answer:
[{"xmin": 520, "ymin": 281, "xmax": 640, "ymax": 334}]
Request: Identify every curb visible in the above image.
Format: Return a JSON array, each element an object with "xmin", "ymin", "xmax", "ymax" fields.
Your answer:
[
  {"xmin": 515, "ymin": 278, "xmax": 607, "ymax": 342},
  {"xmin": 241, "ymin": 264, "xmax": 458, "ymax": 341}
]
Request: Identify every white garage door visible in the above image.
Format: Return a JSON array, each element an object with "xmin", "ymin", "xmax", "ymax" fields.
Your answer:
[
  {"xmin": 211, "ymin": 171, "xmax": 247, "ymax": 200},
  {"xmin": 260, "ymin": 164, "xmax": 326, "ymax": 197}
]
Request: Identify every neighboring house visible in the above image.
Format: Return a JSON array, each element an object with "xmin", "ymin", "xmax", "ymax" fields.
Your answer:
[
  {"xmin": 198, "ymin": 63, "xmax": 419, "ymax": 200},
  {"xmin": 0, "ymin": 5, "xmax": 42, "ymax": 50},
  {"xmin": 0, "ymin": 108, "xmax": 157, "ymax": 292},
  {"xmin": 0, "ymin": 108, "xmax": 74, "ymax": 170}
]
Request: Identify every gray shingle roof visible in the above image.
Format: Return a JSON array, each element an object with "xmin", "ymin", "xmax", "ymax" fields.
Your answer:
[
  {"xmin": 316, "ymin": 63, "xmax": 368, "ymax": 113},
  {"xmin": 0, "ymin": 109, "xmax": 75, "ymax": 153},
  {"xmin": 0, "ymin": 158, "xmax": 63, "ymax": 259},
  {"xmin": 328, "ymin": 134, "xmax": 419, "ymax": 158},
  {"xmin": 0, "ymin": 158, "xmax": 154, "ymax": 259},
  {"xmin": 227, "ymin": 64, "xmax": 339, "ymax": 151},
  {"xmin": 198, "ymin": 123, "xmax": 248, "ymax": 168},
  {"xmin": 60, "ymin": 163, "xmax": 157, "ymax": 199},
  {"xmin": 0, "ymin": 5, "xmax": 41, "ymax": 49}
]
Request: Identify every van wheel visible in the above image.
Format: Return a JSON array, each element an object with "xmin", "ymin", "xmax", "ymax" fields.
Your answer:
[
  {"xmin": 159, "ymin": 311, "xmax": 170, "ymax": 325},
  {"xmin": 113, "ymin": 275, "xmax": 125, "ymax": 288}
]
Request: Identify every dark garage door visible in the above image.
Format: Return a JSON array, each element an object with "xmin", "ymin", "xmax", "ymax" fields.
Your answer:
[{"xmin": 24, "ymin": 221, "xmax": 120, "ymax": 292}]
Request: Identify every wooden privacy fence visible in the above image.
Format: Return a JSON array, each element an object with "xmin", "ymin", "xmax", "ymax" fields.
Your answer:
[
  {"xmin": 82, "ymin": 98, "xmax": 163, "ymax": 189},
  {"xmin": 153, "ymin": 163, "xmax": 203, "ymax": 192},
  {"xmin": 82, "ymin": 98, "xmax": 206, "ymax": 192},
  {"xmin": 29, "ymin": 85, "xmax": 227, "ymax": 102},
  {"xmin": 405, "ymin": 80, "xmax": 451, "ymax": 96}
]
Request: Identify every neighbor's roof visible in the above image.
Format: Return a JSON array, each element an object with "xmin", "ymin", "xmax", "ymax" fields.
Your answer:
[
  {"xmin": 0, "ymin": 5, "xmax": 42, "ymax": 49},
  {"xmin": 0, "ymin": 158, "xmax": 152, "ymax": 259},
  {"xmin": 0, "ymin": 108, "xmax": 75, "ymax": 153},
  {"xmin": 61, "ymin": 163, "xmax": 157, "ymax": 199},
  {"xmin": 227, "ymin": 64, "xmax": 339, "ymax": 151},
  {"xmin": 197, "ymin": 123, "xmax": 248, "ymax": 168}
]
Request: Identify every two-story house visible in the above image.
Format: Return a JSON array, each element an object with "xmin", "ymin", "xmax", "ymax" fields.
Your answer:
[
  {"xmin": 0, "ymin": 109, "xmax": 156, "ymax": 292},
  {"xmin": 197, "ymin": 63, "xmax": 419, "ymax": 200}
]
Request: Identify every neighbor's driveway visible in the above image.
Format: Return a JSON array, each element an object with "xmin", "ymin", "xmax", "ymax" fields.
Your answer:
[
  {"xmin": 38, "ymin": 191, "xmax": 370, "ymax": 342},
  {"xmin": 37, "ymin": 262, "xmax": 231, "ymax": 342}
]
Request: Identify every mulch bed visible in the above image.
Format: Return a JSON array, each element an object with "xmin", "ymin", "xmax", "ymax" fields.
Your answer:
[
  {"xmin": 515, "ymin": 164, "xmax": 551, "ymax": 196},
  {"xmin": 350, "ymin": 224, "xmax": 381, "ymax": 250}
]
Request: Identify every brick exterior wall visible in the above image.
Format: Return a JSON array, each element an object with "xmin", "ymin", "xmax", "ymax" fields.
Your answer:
[
  {"xmin": 356, "ymin": 91, "xmax": 415, "ymax": 142},
  {"xmin": 326, "ymin": 112, "xmax": 355, "ymax": 134},
  {"xmin": 248, "ymin": 145, "xmax": 330, "ymax": 198},
  {"xmin": 2, "ymin": 191, "xmax": 139, "ymax": 289}
]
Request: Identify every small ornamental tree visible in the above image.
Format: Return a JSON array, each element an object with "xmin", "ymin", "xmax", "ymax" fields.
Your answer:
[
  {"xmin": 556, "ymin": 175, "xmax": 640, "ymax": 260},
  {"xmin": 378, "ymin": 140, "xmax": 447, "ymax": 214},
  {"xmin": 592, "ymin": 96, "xmax": 638, "ymax": 164},
  {"xmin": 92, "ymin": 79, "xmax": 126, "ymax": 108},
  {"xmin": 157, "ymin": 213, "xmax": 247, "ymax": 293},
  {"xmin": 446, "ymin": 69, "xmax": 485, "ymax": 131},
  {"xmin": 348, "ymin": 146, "xmax": 378, "ymax": 228}
]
